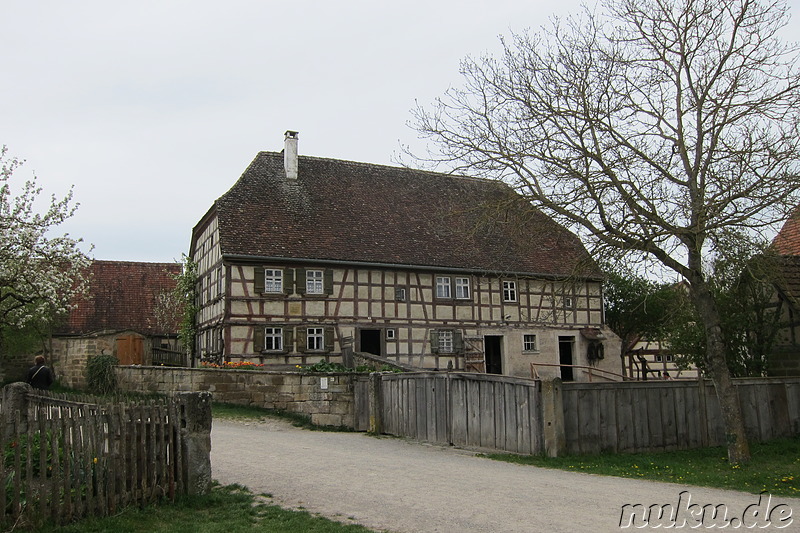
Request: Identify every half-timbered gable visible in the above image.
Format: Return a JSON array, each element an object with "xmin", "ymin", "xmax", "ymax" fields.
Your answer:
[{"xmin": 190, "ymin": 131, "xmax": 621, "ymax": 380}]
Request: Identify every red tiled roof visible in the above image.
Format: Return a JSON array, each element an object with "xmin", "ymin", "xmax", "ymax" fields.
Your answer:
[
  {"xmin": 773, "ymin": 208, "xmax": 800, "ymax": 255},
  {"xmin": 55, "ymin": 260, "xmax": 181, "ymax": 336},
  {"xmin": 201, "ymin": 152, "xmax": 599, "ymax": 278}
]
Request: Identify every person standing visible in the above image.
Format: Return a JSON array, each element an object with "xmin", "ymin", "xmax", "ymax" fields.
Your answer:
[{"xmin": 26, "ymin": 355, "xmax": 54, "ymax": 390}]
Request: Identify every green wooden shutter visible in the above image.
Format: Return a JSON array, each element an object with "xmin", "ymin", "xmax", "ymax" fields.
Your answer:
[
  {"xmin": 430, "ymin": 330, "xmax": 440, "ymax": 354},
  {"xmin": 324, "ymin": 269, "xmax": 334, "ymax": 295},
  {"xmin": 283, "ymin": 327, "xmax": 294, "ymax": 354},
  {"xmin": 254, "ymin": 267, "xmax": 265, "ymax": 294},
  {"xmin": 295, "ymin": 268, "xmax": 306, "ymax": 295},
  {"xmin": 253, "ymin": 326, "xmax": 265, "ymax": 352},
  {"xmin": 296, "ymin": 326, "xmax": 307, "ymax": 353},
  {"xmin": 284, "ymin": 268, "xmax": 294, "ymax": 295},
  {"xmin": 454, "ymin": 330, "xmax": 464, "ymax": 354},
  {"xmin": 324, "ymin": 326, "xmax": 335, "ymax": 352}
]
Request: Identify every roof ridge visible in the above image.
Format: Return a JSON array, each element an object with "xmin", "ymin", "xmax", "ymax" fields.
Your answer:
[{"xmin": 255, "ymin": 150, "xmax": 502, "ymax": 186}]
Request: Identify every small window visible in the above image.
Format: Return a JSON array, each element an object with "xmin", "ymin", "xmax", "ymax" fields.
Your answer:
[
  {"xmin": 655, "ymin": 354, "xmax": 663, "ymax": 363},
  {"xmin": 455, "ymin": 277, "xmax": 471, "ymax": 299},
  {"xmin": 503, "ymin": 281, "xmax": 517, "ymax": 302},
  {"xmin": 564, "ymin": 296, "xmax": 573, "ymax": 308},
  {"xmin": 386, "ymin": 328, "xmax": 396, "ymax": 340},
  {"xmin": 306, "ymin": 270, "xmax": 324, "ymax": 294},
  {"xmin": 438, "ymin": 330, "xmax": 454, "ymax": 353},
  {"xmin": 436, "ymin": 276, "xmax": 452, "ymax": 299},
  {"xmin": 666, "ymin": 354, "xmax": 674, "ymax": 363},
  {"xmin": 523, "ymin": 334, "xmax": 537, "ymax": 352},
  {"xmin": 307, "ymin": 327, "xmax": 324, "ymax": 351},
  {"xmin": 264, "ymin": 327, "xmax": 283, "ymax": 351},
  {"xmin": 264, "ymin": 269, "xmax": 283, "ymax": 293},
  {"xmin": 395, "ymin": 287, "xmax": 407, "ymax": 301}
]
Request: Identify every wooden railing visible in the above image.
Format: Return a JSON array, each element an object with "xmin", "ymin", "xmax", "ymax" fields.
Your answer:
[
  {"xmin": 530, "ymin": 361, "xmax": 628, "ymax": 382},
  {"xmin": 152, "ymin": 347, "xmax": 187, "ymax": 367}
]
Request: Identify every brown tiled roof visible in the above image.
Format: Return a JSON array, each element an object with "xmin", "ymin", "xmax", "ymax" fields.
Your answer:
[
  {"xmin": 55, "ymin": 260, "xmax": 181, "ymax": 336},
  {"xmin": 775, "ymin": 255, "xmax": 800, "ymax": 306},
  {"xmin": 773, "ymin": 208, "xmax": 800, "ymax": 255},
  {"xmin": 204, "ymin": 152, "xmax": 599, "ymax": 278}
]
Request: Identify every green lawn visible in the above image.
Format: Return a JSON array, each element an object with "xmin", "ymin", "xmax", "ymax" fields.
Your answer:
[
  {"xmin": 482, "ymin": 437, "xmax": 800, "ymax": 497},
  {"xmin": 33, "ymin": 483, "xmax": 374, "ymax": 533}
]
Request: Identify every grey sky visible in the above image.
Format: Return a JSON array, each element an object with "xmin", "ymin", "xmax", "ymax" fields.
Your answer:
[{"xmin": 2, "ymin": 1, "xmax": 800, "ymax": 263}]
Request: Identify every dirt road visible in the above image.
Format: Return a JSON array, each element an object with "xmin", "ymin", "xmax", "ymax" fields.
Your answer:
[{"xmin": 211, "ymin": 419, "xmax": 799, "ymax": 532}]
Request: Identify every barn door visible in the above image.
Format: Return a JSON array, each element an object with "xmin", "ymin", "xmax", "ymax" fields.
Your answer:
[{"xmin": 116, "ymin": 335, "xmax": 144, "ymax": 365}]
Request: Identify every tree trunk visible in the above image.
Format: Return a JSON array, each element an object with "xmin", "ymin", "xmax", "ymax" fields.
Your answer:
[{"xmin": 689, "ymin": 278, "xmax": 751, "ymax": 464}]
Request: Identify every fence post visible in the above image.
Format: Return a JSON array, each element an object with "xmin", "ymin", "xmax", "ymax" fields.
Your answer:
[
  {"xmin": 540, "ymin": 378, "xmax": 566, "ymax": 457},
  {"xmin": 178, "ymin": 391, "xmax": 212, "ymax": 495},
  {"xmin": 368, "ymin": 372, "xmax": 383, "ymax": 434},
  {"xmin": 1, "ymin": 382, "xmax": 31, "ymax": 442}
]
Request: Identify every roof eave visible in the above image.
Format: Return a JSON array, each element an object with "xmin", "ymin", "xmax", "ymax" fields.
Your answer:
[{"xmin": 221, "ymin": 253, "xmax": 603, "ymax": 281}]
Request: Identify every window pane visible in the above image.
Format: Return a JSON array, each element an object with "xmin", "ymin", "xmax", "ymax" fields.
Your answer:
[
  {"xmin": 523, "ymin": 334, "xmax": 537, "ymax": 351},
  {"xmin": 307, "ymin": 270, "xmax": 324, "ymax": 294},
  {"xmin": 455, "ymin": 277, "xmax": 470, "ymax": 299},
  {"xmin": 265, "ymin": 327, "xmax": 283, "ymax": 350},
  {"xmin": 503, "ymin": 281, "xmax": 517, "ymax": 302},
  {"xmin": 436, "ymin": 276, "xmax": 451, "ymax": 298},
  {"xmin": 307, "ymin": 327, "xmax": 324, "ymax": 350},
  {"xmin": 439, "ymin": 330, "xmax": 454, "ymax": 353},
  {"xmin": 265, "ymin": 269, "xmax": 283, "ymax": 293}
]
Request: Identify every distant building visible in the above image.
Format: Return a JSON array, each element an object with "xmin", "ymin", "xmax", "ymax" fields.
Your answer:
[
  {"xmin": 190, "ymin": 131, "xmax": 622, "ymax": 381},
  {"xmin": 50, "ymin": 260, "xmax": 182, "ymax": 388}
]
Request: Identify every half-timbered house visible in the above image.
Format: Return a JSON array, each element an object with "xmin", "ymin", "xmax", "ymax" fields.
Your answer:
[{"xmin": 190, "ymin": 131, "xmax": 621, "ymax": 380}]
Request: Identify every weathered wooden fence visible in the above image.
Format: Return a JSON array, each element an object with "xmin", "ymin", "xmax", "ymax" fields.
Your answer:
[
  {"xmin": 366, "ymin": 372, "xmax": 546, "ymax": 455},
  {"xmin": 560, "ymin": 378, "xmax": 800, "ymax": 455},
  {"xmin": 0, "ymin": 383, "xmax": 211, "ymax": 530},
  {"xmin": 364, "ymin": 373, "xmax": 800, "ymax": 457}
]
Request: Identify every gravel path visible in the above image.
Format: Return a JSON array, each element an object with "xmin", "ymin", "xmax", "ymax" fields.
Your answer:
[{"xmin": 211, "ymin": 419, "xmax": 799, "ymax": 532}]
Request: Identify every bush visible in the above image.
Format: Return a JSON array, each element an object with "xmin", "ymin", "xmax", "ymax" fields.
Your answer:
[{"xmin": 86, "ymin": 354, "xmax": 118, "ymax": 394}]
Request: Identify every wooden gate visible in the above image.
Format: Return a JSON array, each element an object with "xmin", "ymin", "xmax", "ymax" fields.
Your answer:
[{"xmin": 116, "ymin": 335, "xmax": 144, "ymax": 365}]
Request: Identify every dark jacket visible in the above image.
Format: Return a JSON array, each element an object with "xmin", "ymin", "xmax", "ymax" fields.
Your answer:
[{"xmin": 26, "ymin": 364, "xmax": 54, "ymax": 390}]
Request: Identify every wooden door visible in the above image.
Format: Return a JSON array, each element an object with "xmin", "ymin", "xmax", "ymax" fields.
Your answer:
[{"xmin": 116, "ymin": 335, "xmax": 144, "ymax": 365}]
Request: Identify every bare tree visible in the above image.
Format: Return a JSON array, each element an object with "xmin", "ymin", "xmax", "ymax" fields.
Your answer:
[{"xmin": 410, "ymin": 0, "xmax": 800, "ymax": 463}]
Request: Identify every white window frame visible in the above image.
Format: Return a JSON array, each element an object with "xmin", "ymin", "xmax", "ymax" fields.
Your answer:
[
  {"xmin": 523, "ymin": 334, "xmax": 537, "ymax": 352},
  {"xmin": 436, "ymin": 276, "xmax": 452, "ymax": 299},
  {"xmin": 307, "ymin": 327, "xmax": 324, "ymax": 351},
  {"xmin": 264, "ymin": 269, "xmax": 283, "ymax": 293},
  {"xmin": 455, "ymin": 277, "xmax": 471, "ymax": 299},
  {"xmin": 264, "ymin": 327, "xmax": 283, "ymax": 351},
  {"xmin": 503, "ymin": 280, "xmax": 518, "ymax": 302},
  {"xmin": 386, "ymin": 328, "xmax": 396, "ymax": 340},
  {"xmin": 306, "ymin": 269, "xmax": 324, "ymax": 295},
  {"xmin": 438, "ymin": 330, "xmax": 454, "ymax": 353}
]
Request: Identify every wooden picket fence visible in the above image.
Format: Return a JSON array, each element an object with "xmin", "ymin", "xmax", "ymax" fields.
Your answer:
[{"xmin": 0, "ymin": 385, "xmax": 197, "ymax": 529}]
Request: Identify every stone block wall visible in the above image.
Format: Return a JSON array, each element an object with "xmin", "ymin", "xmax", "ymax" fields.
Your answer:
[{"xmin": 115, "ymin": 366, "xmax": 357, "ymax": 428}]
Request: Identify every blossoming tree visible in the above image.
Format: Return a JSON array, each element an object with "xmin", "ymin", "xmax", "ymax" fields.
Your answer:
[{"xmin": 0, "ymin": 146, "xmax": 91, "ymax": 348}]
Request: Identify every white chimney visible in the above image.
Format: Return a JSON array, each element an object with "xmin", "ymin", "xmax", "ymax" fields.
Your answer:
[{"xmin": 284, "ymin": 130, "xmax": 299, "ymax": 180}]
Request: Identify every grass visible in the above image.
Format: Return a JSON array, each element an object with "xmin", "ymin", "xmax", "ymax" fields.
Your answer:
[
  {"xmin": 30, "ymin": 483, "xmax": 374, "ymax": 532},
  {"xmin": 482, "ymin": 436, "xmax": 800, "ymax": 497},
  {"xmin": 211, "ymin": 401, "xmax": 355, "ymax": 432}
]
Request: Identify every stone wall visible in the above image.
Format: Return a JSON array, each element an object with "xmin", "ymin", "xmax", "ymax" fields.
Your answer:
[{"xmin": 115, "ymin": 366, "xmax": 357, "ymax": 428}]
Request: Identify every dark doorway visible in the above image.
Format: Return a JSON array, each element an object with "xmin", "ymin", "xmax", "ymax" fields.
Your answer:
[
  {"xmin": 559, "ymin": 336, "xmax": 574, "ymax": 381},
  {"xmin": 359, "ymin": 329, "xmax": 382, "ymax": 356},
  {"xmin": 484, "ymin": 335, "xmax": 503, "ymax": 375}
]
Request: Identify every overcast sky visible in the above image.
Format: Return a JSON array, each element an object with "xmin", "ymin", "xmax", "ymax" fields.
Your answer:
[{"xmin": 3, "ymin": 1, "xmax": 800, "ymax": 263}]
